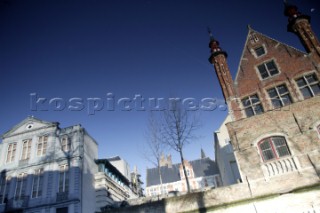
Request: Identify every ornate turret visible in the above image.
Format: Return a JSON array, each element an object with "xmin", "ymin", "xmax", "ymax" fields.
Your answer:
[
  {"xmin": 284, "ymin": 1, "xmax": 320, "ymax": 58},
  {"xmin": 208, "ymin": 29, "xmax": 235, "ymax": 102},
  {"xmin": 208, "ymin": 29, "xmax": 228, "ymax": 61}
]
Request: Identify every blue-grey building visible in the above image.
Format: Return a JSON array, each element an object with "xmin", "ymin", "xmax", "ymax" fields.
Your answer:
[{"xmin": 0, "ymin": 117, "xmax": 98, "ymax": 213}]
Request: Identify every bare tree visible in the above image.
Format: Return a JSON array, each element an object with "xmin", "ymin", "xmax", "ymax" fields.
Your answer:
[
  {"xmin": 160, "ymin": 101, "xmax": 200, "ymax": 193},
  {"xmin": 143, "ymin": 113, "xmax": 167, "ymax": 193}
]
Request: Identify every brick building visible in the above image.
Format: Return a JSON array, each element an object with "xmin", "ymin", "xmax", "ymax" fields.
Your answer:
[
  {"xmin": 100, "ymin": 2, "xmax": 320, "ymax": 212},
  {"xmin": 209, "ymin": 1, "xmax": 320, "ymax": 194}
]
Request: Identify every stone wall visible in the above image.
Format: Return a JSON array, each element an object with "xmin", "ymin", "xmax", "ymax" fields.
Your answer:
[{"xmin": 101, "ymin": 181, "xmax": 320, "ymax": 213}]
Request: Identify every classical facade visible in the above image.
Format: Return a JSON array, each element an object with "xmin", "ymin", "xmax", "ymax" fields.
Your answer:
[
  {"xmin": 0, "ymin": 117, "xmax": 143, "ymax": 213},
  {"xmin": 145, "ymin": 153, "xmax": 221, "ymax": 197},
  {"xmin": 214, "ymin": 115, "xmax": 241, "ymax": 186},
  {"xmin": 0, "ymin": 116, "xmax": 98, "ymax": 213}
]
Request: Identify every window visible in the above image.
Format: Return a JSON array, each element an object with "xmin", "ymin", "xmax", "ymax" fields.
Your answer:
[
  {"xmin": 296, "ymin": 73, "xmax": 320, "ymax": 98},
  {"xmin": 257, "ymin": 60, "xmax": 279, "ymax": 79},
  {"xmin": 267, "ymin": 84, "xmax": 292, "ymax": 108},
  {"xmin": 15, "ymin": 173, "xmax": 28, "ymax": 200},
  {"xmin": 241, "ymin": 94, "xmax": 264, "ymax": 117},
  {"xmin": 258, "ymin": 136, "xmax": 290, "ymax": 162},
  {"xmin": 249, "ymin": 33, "xmax": 259, "ymax": 44},
  {"xmin": 21, "ymin": 139, "xmax": 32, "ymax": 160},
  {"xmin": 32, "ymin": 168, "xmax": 44, "ymax": 198},
  {"xmin": 61, "ymin": 137, "xmax": 71, "ymax": 152},
  {"xmin": 59, "ymin": 165, "xmax": 69, "ymax": 193},
  {"xmin": 6, "ymin": 143, "xmax": 17, "ymax": 163},
  {"xmin": 255, "ymin": 46, "xmax": 265, "ymax": 57},
  {"xmin": 37, "ymin": 135, "xmax": 48, "ymax": 156},
  {"xmin": 0, "ymin": 174, "xmax": 10, "ymax": 204},
  {"xmin": 56, "ymin": 207, "xmax": 68, "ymax": 213},
  {"xmin": 317, "ymin": 125, "xmax": 320, "ymax": 136}
]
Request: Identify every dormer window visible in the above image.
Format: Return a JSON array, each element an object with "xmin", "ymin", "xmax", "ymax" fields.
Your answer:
[
  {"xmin": 255, "ymin": 46, "xmax": 265, "ymax": 57},
  {"xmin": 257, "ymin": 60, "xmax": 279, "ymax": 79}
]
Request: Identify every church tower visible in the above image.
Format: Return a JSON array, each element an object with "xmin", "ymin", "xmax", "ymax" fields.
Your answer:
[
  {"xmin": 284, "ymin": 1, "xmax": 320, "ymax": 61},
  {"xmin": 208, "ymin": 30, "xmax": 235, "ymax": 102}
]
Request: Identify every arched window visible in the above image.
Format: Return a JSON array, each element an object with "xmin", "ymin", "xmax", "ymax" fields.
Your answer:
[
  {"xmin": 317, "ymin": 125, "xmax": 320, "ymax": 136},
  {"xmin": 258, "ymin": 136, "xmax": 290, "ymax": 161}
]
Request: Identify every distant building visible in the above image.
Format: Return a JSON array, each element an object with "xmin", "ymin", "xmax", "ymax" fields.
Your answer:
[
  {"xmin": 130, "ymin": 166, "xmax": 144, "ymax": 198},
  {"xmin": 145, "ymin": 153, "xmax": 221, "ymax": 197},
  {"xmin": 107, "ymin": 156, "xmax": 131, "ymax": 182},
  {"xmin": 0, "ymin": 116, "xmax": 98, "ymax": 213},
  {"xmin": 94, "ymin": 157, "xmax": 144, "ymax": 212},
  {"xmin": 214, "ymin": 115, "xmax": 241, "ymax": 186}
]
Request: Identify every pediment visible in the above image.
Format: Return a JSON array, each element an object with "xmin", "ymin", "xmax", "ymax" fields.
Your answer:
[{"xmin": 2, "ymin": 116, "xmax": 58, "ymax": 138}]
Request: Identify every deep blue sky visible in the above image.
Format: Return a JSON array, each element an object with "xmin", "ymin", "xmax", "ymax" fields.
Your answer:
[{"xmin": 1, "ymin": 0, "xmax": 319, "ymax": 185}]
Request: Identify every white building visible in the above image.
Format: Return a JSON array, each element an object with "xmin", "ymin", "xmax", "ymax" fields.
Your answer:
[
  {"xmin": 0, "ymin": 116, "xmax": 98, "ymax": 213},
  {"xmin": 214, "ymin": 115, "xmax": 241, "ymax": 186}
]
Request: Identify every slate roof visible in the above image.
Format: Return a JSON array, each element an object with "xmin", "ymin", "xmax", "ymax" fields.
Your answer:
[{"xmin": 146, "ymin": 157, "xmax": 219, "ymax": 187}]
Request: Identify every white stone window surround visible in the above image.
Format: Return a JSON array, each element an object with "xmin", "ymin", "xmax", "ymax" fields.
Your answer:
[
  {"xmin": 37, "ymin": 135, "xmax": 49, "ymax": 157},
  {"xmin": 250, "ymin": 43, "xmax": 268, "ymax": 58},
  {"xmin": 20, "ymin": 139, "xmax": 32, "ymax": 161},
  {"xmin": 294, "ymin": 71, "xmax": 320, "ymax": 99},
  {"xmin": 251, "ymin": 133, "xmax": 301, "ymax": 179},
  {"xmin": 6, "ymin": 142, "xmax": 17, "ymax": 163},
  {"xmin": 255, "ymin": 58, "xmax": 281, "ymax": 81}
]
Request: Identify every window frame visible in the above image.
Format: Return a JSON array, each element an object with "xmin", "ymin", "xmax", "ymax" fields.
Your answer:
[
  {"xmin": 37, "ymin": 135, "xmax": 48, "ymax": 157},
  {"xmin": 254, "ymin": 46, "xmax": 266, "ymax": 57},
  {"xmin": 295, "ymin": 73, "xmax": 320, "ymax": 99},
  {"xmin": 241, "ymin": 94, "xmax": 264, "ymax": 118},
  {"xmin": 59, "ymin": 165, "xmax": 69, "ymax": 193},
  {"xmin": 21, "ymin": 139, "xmax": 32, "ymax": 160},
  {"xmin": 61, "ymin": 136, "xmax": 71, "ymax": 152},
  {"xmin": 14, "ymin": 173, "xmax": 28, "ymax": 200},
  {"xmin": 267, "ymin": 84, "xmax": 292, "ymax": 108},
  {"xmin": 258, "ymin": 136, "xmax": 291, "ymax": 162},
  {"xmin": 31, "ymin": 168, "xmax": 44, "ymax": 198},
  {"xmin": 6, "ymin": 142, "xmax": 17, "ymax": 163},
  {"xmin": 257, "ymin": 60, "xmax": 280, "ymax": 79}
]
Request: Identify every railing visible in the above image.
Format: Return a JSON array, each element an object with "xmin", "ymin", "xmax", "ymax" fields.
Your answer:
[
  {"xmin": 56, "ymin": 192, "xmax": 69, "ymax": 202},
  {"xmin": 262, "ymin": 157, "xmax": 298, "ymax": 177}
]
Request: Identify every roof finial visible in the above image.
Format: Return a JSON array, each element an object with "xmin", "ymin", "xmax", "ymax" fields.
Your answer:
[{"xmin": 247, "ymin": 24, "xmax": 252, "ymax": 30}]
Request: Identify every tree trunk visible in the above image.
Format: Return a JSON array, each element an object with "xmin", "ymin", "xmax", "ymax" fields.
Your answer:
[{"xmin": 180, "ymin": 150, "xmax": 191, "ymax": 193}]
